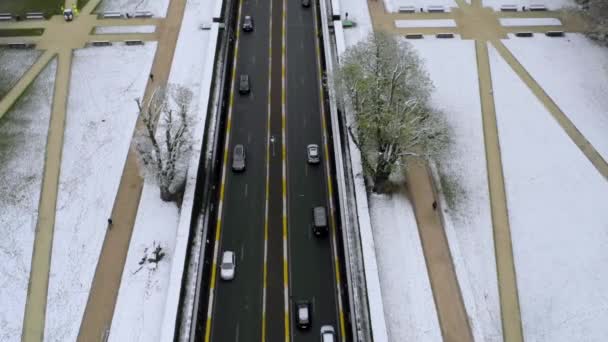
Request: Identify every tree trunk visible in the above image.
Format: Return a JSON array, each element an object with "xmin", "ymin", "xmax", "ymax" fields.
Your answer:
[{"xmin": 160, "ymin": 185, "xmax": 174, "ymax": 202}]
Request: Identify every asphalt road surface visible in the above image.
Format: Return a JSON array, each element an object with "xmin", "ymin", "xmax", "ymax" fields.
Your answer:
[{"xmin": 204, "ymin": 0, "xmax": 344, "ymax": 340}]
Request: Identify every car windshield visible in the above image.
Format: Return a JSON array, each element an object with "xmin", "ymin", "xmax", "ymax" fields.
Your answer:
[{"xmin": 221, "ymin": 262, "xmax": 232, "ymax": 269}]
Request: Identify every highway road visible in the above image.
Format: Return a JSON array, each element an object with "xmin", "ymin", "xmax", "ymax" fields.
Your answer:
[{"xmin": 202, "ymin": 0, "xmax": 346, "ymax": 340}]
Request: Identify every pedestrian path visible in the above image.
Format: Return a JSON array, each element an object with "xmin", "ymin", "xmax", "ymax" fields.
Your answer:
[
  {"xmin": 77, "ymin": 0, "xmax": 188, "ymax": 339},
  {"xmin": 405, "ymin": 161, "xmax": 474, "ymax": 342}
]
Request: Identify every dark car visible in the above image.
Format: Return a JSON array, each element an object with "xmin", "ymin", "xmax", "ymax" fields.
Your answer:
[
  {"xmin": 312, "ymin": 206, "xmax": 328, "ymax": 236},
  {"xmin": 239, "ymin": 74, "xmax": 250, "ymax": 94},
  {"xmin": 242, "ymin": 15, "xmax": 253, "ymax": 31},
  {"xmin": 295, "ymin": 301, "xmax": 311, "ymax": 329},
  {"xmin": 232, "ymin": 144, "xmax": 246, "ymax": 172},
  {"xmin": 301, "ymin": 0, "xmax": 311, "ymax": 7}
]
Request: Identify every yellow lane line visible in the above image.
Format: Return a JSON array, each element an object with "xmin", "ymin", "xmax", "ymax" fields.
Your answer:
[
  {"xmin": 203, "ymin": 0, "xmax": 244, "ymax": 341},
  {"xmin": 312, "ymin": 0, "xmax": 347, "ymax": 339},
  {"xmin": 261, "ymin": 0, "xmax": 274, "ymax": 339},
  {"xmin": 281, "ymin": 0, "xmax": 290, "ymax": 340}
]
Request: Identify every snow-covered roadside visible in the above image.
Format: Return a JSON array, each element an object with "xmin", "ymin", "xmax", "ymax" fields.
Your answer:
[
  {"xmin": 410, "ymin": 38, "xmax": 502, "ymax": 342},
  {"xmin": 0, "ymin": 49, "xmax": 41, "ymax": 100},
  {"xmin": 489, "ymin": 43, "xmax": 608, "ymax": 342},
  {"xmin": 96, "ymin": 0, "xmax": 170, "ymax": 17},
  {"xmin": 0, "ymin": 58, "xmax": 56, "ymax": 342},
  {"xmin": 382, "ymin": 0, "xmax": 457, "ymax": 13},
  {"xmin": 503, "ymin": 34, "xmax": 608, "ymax": 161},
  {"xmin": 368, "ymin": 192, "xmax": 442, "ymax": 342},
  {"xmin": 43, "ymin": 44, "xmax": 156, "ymax": 342},
  {"xmin": 481, "ymin": 0, "xmax": 576, "ymax": 11},
  {"xmin": 109, "ymin": 0, "xmax": 217, "ymax": 339},
  {"xmin": 94, "ymin": 25, "xmax": 156, "ymax": 34}
]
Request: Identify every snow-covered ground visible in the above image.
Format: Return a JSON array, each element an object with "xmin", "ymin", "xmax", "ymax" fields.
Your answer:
[
  {"xmin": 0, "ymin": 49, "xmax": 41, "ymax": 100},
  {"xmin": 109, "ymin": 0, "xmax": 216, "ymax": 338},
  {"xmin": 108, "ymin": 183, "xmax": 179, "ymax": 342},
  {"xmin": 489, "ymin": 42, "xmax": 608, "ymax": 342},
  {"xmin": 0, "ymin": 58, "xmax": 56, "ymax": 342},
  {"xmin": 499, "ymin": 18, "xmax": 561, "ymax": 26},
  {"xmin": 383, "ymin": 0, "xmax": 458, "ymax": 13},
  {"xmin": 94, "ymin": 25, "xmax": 156, "ymax": 34},
  {"xmin": 410, "ymin": 38, "xmax": 503, "ymax": 342},
  {"xmin": 395, "ymin": 19, "xmax": 456, "ymax": 28},
  {"xmin": 96, "ymin": 0, "xmax": 170, "ymax": 17},
  {"xmin": 369, "ymin": 192, "xmax": 442, "ymax": 342},
  {"xmin": 43, "ymin": 43, "xmax": 156, "ymax": 342},
  {"xmin": 481, "ymin": 0, "xmax": 576, "ymax": 11},
  {"xmin": 503, "ymin": 34, "xmax": 608, "ymax": 161}
]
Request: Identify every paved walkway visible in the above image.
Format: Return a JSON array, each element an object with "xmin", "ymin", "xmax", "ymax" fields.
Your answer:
[
  {"xmin": 405, "ymin": 161, "xmax": 474, "ymax": 342},
  {"xmin": 76, "ymin": 0, "xmax": 188, "ymax": 339},
  {"xmin": 0, "ymin": 0, "xmax": 165, "ymax": 340}
]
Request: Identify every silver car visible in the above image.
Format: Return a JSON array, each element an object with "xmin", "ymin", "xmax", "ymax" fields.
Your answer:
[
  {"xmin": 307, "ymin": 144, "xmax": 320, "ymax": 164},
  {"xmin": 220, "ymin": 251, "xmax": 235, "ymax": 281},
  {"xmin": 232, "ymin": 144, "xmax": 246, "ymax": 172}
]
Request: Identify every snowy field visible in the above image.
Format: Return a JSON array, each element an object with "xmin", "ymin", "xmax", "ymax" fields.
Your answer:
[
  {"xmin": 489, "ymin": 43, "xmax": 608, "ymax": 342},
  {"xmin": 383, "ymin": 0, "xmax": 458, "ymax": 13},
  {"xmin": 0, "ymin": 49, "xmax": 41, "ymax": 100},
  {"xmin": 96, "ymin": 0, "xmax": 170, "ymax": 17},
  {"xmin": 499, "ymin": 18, "xmax": 562, "ymax": 26},
  {"xmin": 410, "ymin": 38, "xmax": 503, "ymax": 342},
  {"xmin": 395, "ymin": 19, "xmax": 456, "ymax": 28},
  {"xmin": 94, "ymin": 25, "xmax": 156, "ymax": 34},
  {"xmin": 503, "ymin": 34, "xmax": 608, "ymax": 161},
  {"xmin": 108, "ymin": 183, "xmax": 179, "ymax": 342},
  {"xmin": 43, "ymin": 43, "xmax": 156, "ymax": 342},
  {"xmin": 109, "ymin": 0, "xmax": 215, "ymax": 338},
  {"xmin": 0, "ymin": 59, "xmax": 56, "ymax": 342},
  {"xmin": 369, "ymin": 192, "xmax": 442, "ymax": 342},
  {"xmin": 481, "ymin": 0, "xmax": 576, "ymax": 11}
]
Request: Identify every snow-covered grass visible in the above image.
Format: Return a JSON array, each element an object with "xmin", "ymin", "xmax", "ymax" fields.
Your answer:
[
  {"xmin": 481, "ymin": 0, "xmax": 576, "ymax": 11},
  {"xmin": 108, "ymin": 183, "xmax": 179, "ymax": 342},
  {"xmin": 383, "ymin": 0, "xmax": 457, "ymax": 13},
  {"xmin": 0, "ymin": 58, "xmax": 56, "ymax": 342},
  {"xmin": 499, "ymin": 18, "xmax": 561, "ymax": 26},
  {"xmin": 96, "ymin": 0, "xmax": 170, "ymax": 17},
  {"xmin": 94, "ymin": 25, "xmax": 156, "ymax": 34},
  {"xmin": 43, "ymin": 43, "xmax": 156, "ymax": 342},
  {"xmin": 489, "ymin": 43, "xmax": 608, "ymax": 342},
  {"xmin": 109, "ymin": 0, "xmax": 216, "ymax": 338},
  {"xmin": 409, "ymin": 38, "xmax": 503, "ymax": 342},
  {"xmin": 503, "ymin": 34, "xmax": 608, "ymax": 161},
  {"xmin": 0, "ymin": 48, "xmax": 41, "ymax": 99},
  {"xmin": 395, "ymin": 19, "xmax": 456, "ymax": 28},
  {"xmin": 369, "ymin": 191, "xmax": 442, "ymax": 342}
]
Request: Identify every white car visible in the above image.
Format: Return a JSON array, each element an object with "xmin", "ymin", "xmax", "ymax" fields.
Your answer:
[
  {"xmin": 307, "ymin": 144, "xmax": 320, "ymax": 164},
  {"xmin": 220, "ymin": 251, "xmax": 236, "ymax": 280},
  {"xmin": 320, "ymin": 325, "xmax": 335, "ymax": 342}
]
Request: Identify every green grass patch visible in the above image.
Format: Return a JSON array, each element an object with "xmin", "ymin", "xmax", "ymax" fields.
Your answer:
[
  {"xmin": 0, "ymin": 29, "xmax": 44, "ymax": 37},
  {"xmin": 0, "ymin": 0, "xmax": 64, "ymax": 17}
]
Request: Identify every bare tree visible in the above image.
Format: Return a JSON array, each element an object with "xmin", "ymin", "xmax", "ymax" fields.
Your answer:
[
  {"xmin": 333, "ymin": 31, "xmax": 449, "ymax": 192},
  {"xmin": 135, "ymin": 84, "xmax": 193, "ymax": 202}
]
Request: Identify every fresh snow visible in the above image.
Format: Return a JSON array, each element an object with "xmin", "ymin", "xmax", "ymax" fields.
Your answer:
[
  {"xmin": 499, "ymin": 18, "xmax": 562, "ymax": 26},
  {"xmin": 43, "ymin": 43, "xmax": 156, "ymax": 342},
  {"xmin": 0, "ymin": 58, "xmax": 56, "ymax": 342},
  {"xmin": 369, "ymin": 192, "xmax": 442, "ymax": 342},
  {"xmin": 410, "ymin": 38, "xmax": 502, "ymax": 342},
  {"xmin": 94, "ymin": 25, "xmax": 156, "ymax": 34},
  {"xmin": 383, "ymin": 0, "xmax": 457, "ymax": 13},
  {"xmin": 503, "ymin": 34, "xmax": 608, "ymax": 161},
  {"xmin": 481, "ymin": 0, "xmax": 576, "ymax": 11},
  {"xmin": 0, "ymin": 49, "xmax": 41, "ymax": 100},
  {"xmin": 489, "ymin": 43, "xmax": 608, "ymax": 342},
  {"xmin": 108, "ymin": 183, "xmax": 179, "ymax": 342},
  {"xmin": 395, "ymin": 19, "xmax": 456, "ymax": 28},
  {"xmin": 96, "ymin": 0, "xmax": 170, "ymax": 17}
]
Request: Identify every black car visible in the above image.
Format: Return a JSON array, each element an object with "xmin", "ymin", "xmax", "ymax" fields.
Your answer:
[
  {"xmin": 295, "ymin": 301, "xmax": 311, "ymax": 329},
  {"xmin": 301, "ymin": 0, "xmax": 310, "ymax": 7},
  {"xmin": 242, "ymin": 15, "xmax": 254, "ymax": 31},
  {"xmin": 239, "ymin": 74, "xmax": 250, "ymax": 94}
]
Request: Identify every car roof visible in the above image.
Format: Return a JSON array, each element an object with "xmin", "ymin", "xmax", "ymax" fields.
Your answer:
[{"xmin": 222, "ymin": 251, "xmax": 234, "ymax": 262}]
